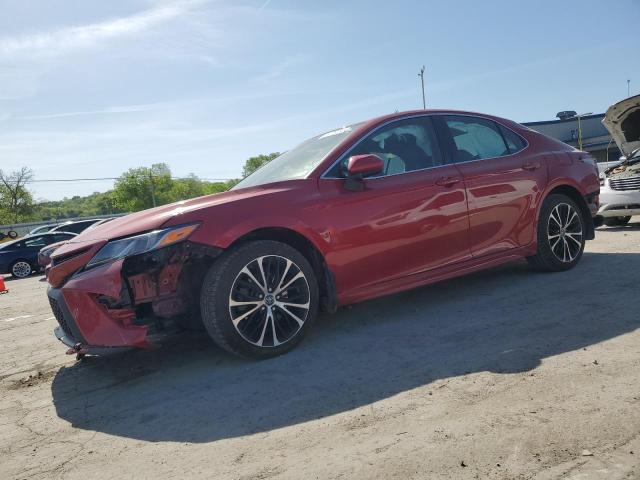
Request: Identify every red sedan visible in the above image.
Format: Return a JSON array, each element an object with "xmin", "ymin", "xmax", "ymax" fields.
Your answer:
[{"xmin": 47, "ymin": 110, "xmax": 600, "ymax": 359}]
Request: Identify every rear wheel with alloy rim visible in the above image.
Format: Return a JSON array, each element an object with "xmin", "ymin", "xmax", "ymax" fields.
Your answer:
[
  {"xmin": 11, "ymin": 260, "xmax": 33, "ymax": 278},
  {"xmin": 527, "ymin": 194, "xmax": 586, "ymax": 272},
  {"xmin": 200, "ymin": 240, "xmax": 318, "ymax": 358}
]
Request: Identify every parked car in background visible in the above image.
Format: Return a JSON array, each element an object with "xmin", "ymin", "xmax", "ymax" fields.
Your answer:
[
  {"xmin": 47, "ymin": 109, "xmax": 600, "ymax": 359},
  {"xmin": 1, "ymin": 232, "xmax": 77, "ymax": 278},
  {"xmin": 83, "ymin": 217, "xmax": 116, "ymax": 232},
  {"xmin": 38, "ymin": 240, "xmax": 70, "ymax": 268},
  {"xmin": 28, "ymin": 224, "xmax": 57, "ymax": 236},
  {"xmin": 50, "ymin": 219, "xmax": 102, "ymax": 235},
  {"xmin": 599, "ymin": 95, "xmax": 640, "ymax": 226}
]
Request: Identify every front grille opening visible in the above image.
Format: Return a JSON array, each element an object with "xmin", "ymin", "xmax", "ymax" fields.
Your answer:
[
  {"xmin": 609, "ymin": 173, "xmax": 640, "ymax": 191},
  {"xmin": 48, "ymin": 297, "xmax": 75, "ymax": 340}
]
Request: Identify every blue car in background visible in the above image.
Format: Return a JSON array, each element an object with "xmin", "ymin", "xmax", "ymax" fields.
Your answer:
[{"xmin": 0, "ymin": 232, "xmax": 76, "ymax": 278}]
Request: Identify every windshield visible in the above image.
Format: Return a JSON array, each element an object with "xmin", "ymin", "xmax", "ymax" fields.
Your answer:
[{"xmin": 233, "ymin": 124, "xmax": 361, "ymax": 190}]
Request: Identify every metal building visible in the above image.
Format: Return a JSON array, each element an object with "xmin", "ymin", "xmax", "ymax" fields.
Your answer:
[{"xmin": 523, "ymin": 112, "xmax": 621, "ymax": 163}]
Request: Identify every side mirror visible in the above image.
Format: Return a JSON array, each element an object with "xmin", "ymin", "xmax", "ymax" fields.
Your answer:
[
  {"xmin": 347, "ymin": 154, "xmax": 384, "ymax": 177},
  {"xmin": 344, "ymin": 154, "xmax": 383, "ymax": 191}
]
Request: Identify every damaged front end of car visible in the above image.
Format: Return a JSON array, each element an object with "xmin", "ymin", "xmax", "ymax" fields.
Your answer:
[
  {"xmin": 47, "ymin": 223, "xmax": 222, "ymax": 356},
  {"xmin": 598, "ymin": 95, "xmax": 640, "ymax": 221}
]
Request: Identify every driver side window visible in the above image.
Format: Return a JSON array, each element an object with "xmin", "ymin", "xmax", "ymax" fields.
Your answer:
[
  {"xmin": 23, "ymin": 236, "xmax": 47, "ymax": 248},
  {"xmin": 326, "ymin": 117, "xmax": 443, "ymax": 178}
]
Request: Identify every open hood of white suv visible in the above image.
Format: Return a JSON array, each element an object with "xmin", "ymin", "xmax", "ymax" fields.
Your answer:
[{"xmin": 603, "ymin": 94, "xmax": 640, "ymax": 158}]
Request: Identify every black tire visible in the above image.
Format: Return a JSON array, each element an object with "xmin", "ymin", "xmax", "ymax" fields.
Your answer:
[
  {"xmin": 603, "ymin": 216, "xmax": 631, "ymax": 227},
  {"xmin": 7, "ymin": 230, "xmax": 18, "ymax": 239},
  {"xmin": 200, "ymin": 240, "xmax": 319, "ymax": 359},
  {"xmin": 527, "ymin": 194, "xmax": 586, "ymax": 272},
  {"xmin": 10, "ymin": 259, "xmax": 33, "ymax": 278}
]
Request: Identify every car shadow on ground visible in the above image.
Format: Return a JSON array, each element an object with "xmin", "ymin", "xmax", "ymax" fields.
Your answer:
[{"xmin": 51, "ymin": 251, "xmax": 640, "ymax": 443}]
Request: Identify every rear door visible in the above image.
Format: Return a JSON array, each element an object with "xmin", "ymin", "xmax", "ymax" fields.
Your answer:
[{"xmin": 435, "ymin": 115, "xmax": 548, "ymax": 256}]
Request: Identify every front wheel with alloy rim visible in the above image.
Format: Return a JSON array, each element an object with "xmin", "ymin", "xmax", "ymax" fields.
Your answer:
[
  {"xmin": 527, "ymin": 194, "xmax": 586, "ymax": 272},
  {"xmin": 11, "ymin": 260, "xmax": 33, "ymax": 278},
  {"xmin": 200, "ymin": 240, "xmax": 319, "ymax": 359}
]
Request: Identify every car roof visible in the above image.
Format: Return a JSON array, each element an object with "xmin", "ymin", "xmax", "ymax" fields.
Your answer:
[
  {"xmin": 55, "ymin": 219, "xmax": 100, "ymax": 225},
  {"xmin": 28, "ymin": 232, "xmax": 74, "ymax": 236},
  {"xmin": 308, "ymin": 109, "xmax": 522, "ymax": 178},
  {"xmin": 356, "ymin": 109, "xmax": 516, "ymax": 128}
]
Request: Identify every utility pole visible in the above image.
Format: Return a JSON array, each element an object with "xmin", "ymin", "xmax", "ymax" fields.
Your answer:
[
  {"xmin": 576, "ymin": 112, "xmax": 592, "ymax": 151},
  {"xmin": 628, "ymin": 79, "xmax": 631, "ymax": 98},
  {"xmin": 418, "ymin": 65, "xmax": 426, "ymax": 109},
  {"xmin": 149, "ymin": 171, "xmax": 157, "ymax": 208}
]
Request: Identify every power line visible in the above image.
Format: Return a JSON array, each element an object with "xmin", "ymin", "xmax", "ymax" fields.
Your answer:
[{"xmin": 10, "ymin": 176, "xmax": 235, "ymax": 184}]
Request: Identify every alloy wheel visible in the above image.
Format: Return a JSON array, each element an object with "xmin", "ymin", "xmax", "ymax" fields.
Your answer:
[
  {"xmin": 12, "ymin": 261, "xmax": 32, "ymax": 278},
  {"xmin": 229, "ymin": 255, "xmax": 311, "ymax": 347},
  {"xmin": 547, "ymin": 203, "xmax": 583, "ymax": 263}
]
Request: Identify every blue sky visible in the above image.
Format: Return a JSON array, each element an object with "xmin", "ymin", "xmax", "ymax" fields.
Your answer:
[{"xmin": 1, "ymin": 0, "xmax": 639, "ymax": 200}]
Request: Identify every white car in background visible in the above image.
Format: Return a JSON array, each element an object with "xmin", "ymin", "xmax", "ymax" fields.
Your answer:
[{"xmin": 599, "ymin": 95, "xmax": 640, "ymax": 226}]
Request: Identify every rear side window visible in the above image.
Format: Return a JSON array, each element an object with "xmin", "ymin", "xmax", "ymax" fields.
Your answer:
[
  {"xmin": 54, "ymin": 233, "xmax": 73, "ymax": 242},
  {"xmin": 65, "ymin": 221, "xmax": 93, "ymax": 233},
  {"xmin": 443, "ymin": 116, "xmax": 509, "ymax": 162},
  {"xmin": 499, "ymin": 124, "xmax": 527, "ymax": 154}
]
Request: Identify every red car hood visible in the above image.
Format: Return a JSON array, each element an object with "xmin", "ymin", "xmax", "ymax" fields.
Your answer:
[
  {"xmin": 51, "ymin": 182, "xmax": 300, "ymax": 266},
  {"xmin": 50, "ymin": 191, "xmax": 239, "ymax": 261},
  {"xmin": 72, "ymin": 189, "xmax": 254, "ymax": 244},
  {"xmin": 52, "ymin": 184, "xmax": 296, "ymax": 261}
]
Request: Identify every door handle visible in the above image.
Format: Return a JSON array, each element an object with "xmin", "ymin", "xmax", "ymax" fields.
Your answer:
[
  {"xmin": 522, "ymin": 162, "xmax": 542, "ymax": 171},
  {"xmin": 435, "ymin": 176, "xmax": 461, "ymax": 187}
]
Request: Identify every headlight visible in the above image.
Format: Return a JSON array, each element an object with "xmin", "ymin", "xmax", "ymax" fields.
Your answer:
[{"xmin": 86, "ymin": 223, "xmax": 199, "ymax": 268}]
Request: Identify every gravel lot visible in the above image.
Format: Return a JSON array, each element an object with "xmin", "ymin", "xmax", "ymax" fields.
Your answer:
[{"xmin": 1, "ymin": 225, "xmax": 639, "ymax": 480}]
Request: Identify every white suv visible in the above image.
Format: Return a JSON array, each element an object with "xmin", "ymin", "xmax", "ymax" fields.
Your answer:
[{"xmin": 599, "ymin": 95, "xmax": 640, "ymax": 226}]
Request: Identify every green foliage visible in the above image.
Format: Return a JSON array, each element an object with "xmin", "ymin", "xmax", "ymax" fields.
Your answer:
[
  {"xmin": 242, "ymin": 152, "xmax": 280, "ymax": 177},
  {"xmin": 35, "ymin": 191, "xmax": 123, "ymax": 221},
  {"xmin": 0, "ymin": 167, "xmax": 35, "ymax": 223},
  {"xmin": 3, "ymin": 153, "xmax": 277, "ymax": 223},
  {"xmin": 113, "ymin": 163, "xmax": 173, "ymax": 211}
]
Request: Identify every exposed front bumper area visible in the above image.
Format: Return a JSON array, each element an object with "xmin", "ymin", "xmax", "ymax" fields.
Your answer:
[
  {"xmin": 46, "ymin": 241, "xmax": 222, "ymax": 355},
  {"xmin": 53, "ymin": 325, "xmax": 131, "ymax": 356},
  {"xmin": 47, "ymin": 264, "xmax": 146, "ymax": 355}
]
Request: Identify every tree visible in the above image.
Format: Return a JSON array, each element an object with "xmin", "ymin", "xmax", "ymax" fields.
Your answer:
[
  {"xmin": 242, "ymin": 152, "xmax": 280, "ymax": 177},
  {"xmin": 113, "ymin": 163, "xmax": 173, "ymax": 211},
  {"xmin": 20, "ymin": 154, "xmax": 284, "ymax": 223},
  {"xmin": 0, "ymin": 167, "xmax": 34, "ymax": 223}
]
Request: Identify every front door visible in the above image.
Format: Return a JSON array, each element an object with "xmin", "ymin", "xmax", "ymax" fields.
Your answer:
[{"xmin": 318, "ymin": 116, "xmax": 471, "ymax": 298}]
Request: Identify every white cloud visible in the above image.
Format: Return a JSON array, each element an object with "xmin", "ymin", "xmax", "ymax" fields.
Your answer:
[
  {"xmin": 0, "ymin": 2, "xmax": 196, "ymax": 59},
  {"xmin": 259, "ymin": 0, "xmax": 273, "ymax": 11},
  {"xmin": 250, "ymin": 56, "xmax": 302, "ymax": 84},
  {"xmin": 18, "ymin": 102, "xmax": 169, "ymax": 120}
]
